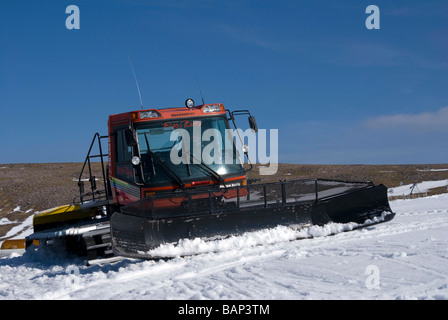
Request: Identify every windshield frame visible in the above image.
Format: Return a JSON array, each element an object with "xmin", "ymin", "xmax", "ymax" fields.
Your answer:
[{"xmin": 134, "ymin": 115, "xmax": 245, "ymax": 186}]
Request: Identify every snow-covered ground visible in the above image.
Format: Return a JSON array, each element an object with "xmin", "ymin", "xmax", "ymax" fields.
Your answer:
[
  {"xmin": 1, "ymin": 193, "xmax": 448, "ymax": 300},
  {"xmin": 388, "ymin": 179, "xmax": 448, "ymax": 197}
]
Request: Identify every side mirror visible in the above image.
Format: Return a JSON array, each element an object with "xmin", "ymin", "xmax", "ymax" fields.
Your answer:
[{"xmin": 248, "ymin": 116, "xmax": 258, "ymax": 133}]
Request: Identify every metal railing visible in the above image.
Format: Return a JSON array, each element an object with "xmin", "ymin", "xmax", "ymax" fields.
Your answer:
[
  {"xmin": 124, "ymin": 179, "xmax": 373, "ymax": 218},
  {"xmin": 75, "ymin": 133, "xmax": 110, "ymax": 204}
]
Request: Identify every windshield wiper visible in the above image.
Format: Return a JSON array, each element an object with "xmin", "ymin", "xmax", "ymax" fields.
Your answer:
[
  {"xmin": 143, "ymin": 132, "xmax": 186, "ymax": 189},
  {"xmin": 143, "ymin": 132, "xmax": 156, "ymax": 176},
  {"xmin": 188, "ymin": 153, "xmax": 226, "ymax": 187}
]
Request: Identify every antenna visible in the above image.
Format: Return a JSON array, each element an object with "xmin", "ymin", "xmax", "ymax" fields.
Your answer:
[
  {"xmin": 128, "ymin": 56, "xmax": 144, "ymax": 110},
  {"xmin": 195, "ymin": 77, "xmax": 205, "ymax": 105}
]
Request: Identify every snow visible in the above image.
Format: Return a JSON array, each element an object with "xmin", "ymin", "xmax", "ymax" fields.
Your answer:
[
  {"xmin": 0, "ymin": 214, "xmax": 34, "ymax": 240},
  {"xmin": 0, "ymin": 218, "xmax": 16, "ymax": 225},
  {"xmin": 388, "ymin": 179, "xmax": 448, "ymax": 197},
  {"xmin": 1, "ymin": 192, "xmax": 448, "ymax": 300}
]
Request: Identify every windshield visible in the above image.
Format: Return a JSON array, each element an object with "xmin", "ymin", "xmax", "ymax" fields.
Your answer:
[{"xmin": 136, "ymin": 116, "xmax": 244, "ymax": 185}]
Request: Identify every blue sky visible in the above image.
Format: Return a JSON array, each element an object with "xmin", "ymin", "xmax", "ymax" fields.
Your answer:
[{"xmin": 1, "ymin": 0, "xmax": 447, "ymax": 164}]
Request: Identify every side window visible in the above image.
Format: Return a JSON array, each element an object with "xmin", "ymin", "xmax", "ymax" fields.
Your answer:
[
  {"xmin": 115, "ymin": 130, "xmax": 133, "ymax": 163},
  {"xmin": 115, "ymin": 129, "xmax": 134, "ymax": 182}
]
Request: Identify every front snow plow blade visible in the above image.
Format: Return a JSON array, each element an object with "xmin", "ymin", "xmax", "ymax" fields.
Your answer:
[{"xmin": 111, "ymin": 179, "xmax": 394, "ymax": 259}]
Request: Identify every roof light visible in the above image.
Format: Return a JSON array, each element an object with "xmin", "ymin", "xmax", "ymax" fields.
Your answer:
[
  {"xmin": 202, "ymin": 104, "xmax": 222, "ymax": 113},
  {"xmin": 185, "ymin": 99, "xmax": 195, "ymax": 108},
  {"xmin": 140, "ymin": 110, "xmax": 161, "ymax": 119}
]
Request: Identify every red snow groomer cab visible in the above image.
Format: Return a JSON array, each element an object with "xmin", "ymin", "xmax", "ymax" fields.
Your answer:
[{"xmin": 107, "ymin": 101, "xmax": 249, "ymax": 207}]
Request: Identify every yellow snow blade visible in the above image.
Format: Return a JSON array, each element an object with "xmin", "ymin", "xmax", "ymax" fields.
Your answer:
[
  {"xmin": 33, "ymin": 204, "xmax": 98, "ymax": 231},
  {"xmin": 1, "ymin": 239, "xmax": 39, "ymax": 250},
  {"xmin": 1, "ymin": 239, "xmax": 26, "ymax": 250}
]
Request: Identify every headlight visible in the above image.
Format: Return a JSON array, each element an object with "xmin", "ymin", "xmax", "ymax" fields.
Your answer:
[
  {"xmin": 131, "ymin": 156, "xmax": 141, "ymax": 166},
  {"xmin": 140, "ymin": 110, "xmax": 161, "ymax": 118},
  {"xmin": 202, "ymin": 104, "xmax": 222, "ymax": 113}
]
